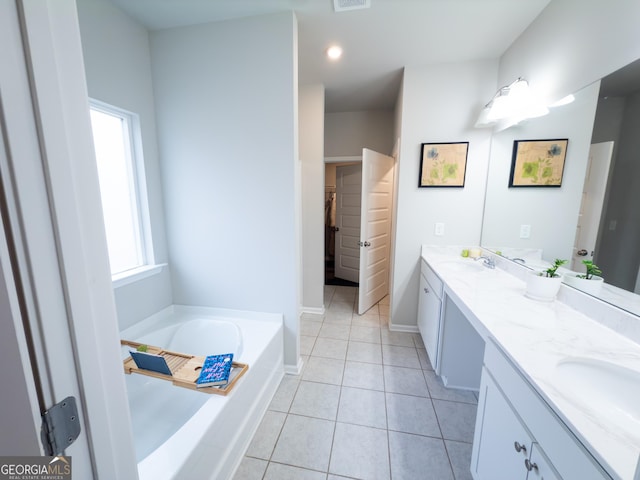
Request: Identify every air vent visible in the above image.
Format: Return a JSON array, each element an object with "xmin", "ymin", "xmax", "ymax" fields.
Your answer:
[{"xmin": 333, "ymin": 0, "xmax": 371, "ymax": 12}]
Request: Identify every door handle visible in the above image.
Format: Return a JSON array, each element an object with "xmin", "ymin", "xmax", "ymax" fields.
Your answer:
[
  {"xmin": 577, "ymin": 249, "xmax": 588, "ymax": 256},
  {"xmin": 358, "ymin": 241, "xmax": 371, "ymax": 247}
]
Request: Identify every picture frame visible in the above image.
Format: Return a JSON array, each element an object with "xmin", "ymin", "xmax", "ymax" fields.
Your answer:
[
  {"xmin": 509, "ymin": 139, "xmax": 569, "ymax": 187},
  {"xmin": 418, "ymin": 142, "xmax": 469, "ymax": 187}
]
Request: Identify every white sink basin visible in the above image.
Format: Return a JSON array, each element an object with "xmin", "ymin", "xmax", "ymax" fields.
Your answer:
[
  {"xmin": 553, "ymin": 357, "xmax": 640, "ymax": 441},
  {"xmin": 437, "ymin": 259, "xmax": 486, "ymax": 273}
]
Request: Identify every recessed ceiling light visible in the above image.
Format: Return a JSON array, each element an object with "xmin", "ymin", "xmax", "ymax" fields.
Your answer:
[{"xmin": 326, "ymin": 45, "xmax": 343, "ymax": 60}]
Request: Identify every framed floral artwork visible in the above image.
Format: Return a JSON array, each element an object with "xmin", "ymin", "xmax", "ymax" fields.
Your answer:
[
  {"xmin": 509, "ymin": 139, "xmax": 568, "ymax": 187},
  {"xmin": 418, "ymin": 142, "xmax": 469, "ymax": 187}
]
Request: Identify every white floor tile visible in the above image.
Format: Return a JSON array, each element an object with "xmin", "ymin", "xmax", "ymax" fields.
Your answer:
[
  {"xmin": 346, "ymin": 341, "xmax": 382, "ymax": 364},
  {"xmin": 383, "ymin": 365, "xmax": 429, "ymax": 397},
  {"xmin": 445, "ymin": 439, "xmax": 474, "ymax": 480},
  {"xmin": 271, "ymin": 414, "xmax": 335, "ymax": 471},
  {"xmin": 290, "ymin": 381, "xmax": 341, "ymax": 420},
  {"xmin": 337, "ymin": 386, "xmax": 387, "ymax": 429},
  {"xmin": 233, "ymin": 457, "xmax": 268, "ymax": 480},
  {"xmin": 386, "ymin": 392, "xmax": 441, "ymax": 437},
  {"xmin": 311, "ymin": 337, "xmax": 348, "ymax": 360},
  {"xmin": 301, "ymin": 356, "xmax": 345, "ymax": 385},
  {"xmin": 301, "ymin": 319, "xmax": 323, "ymax": 337},
  {"xmin": 329, "ymin": 422, "xmax": 390, "ymax": 480},
  {"xmin": 349, "ymin": 325, "xmax": 381, "ymax": 344},
  {"xmin": 352, "ymin": 312, "xmax": 382, "ymax": 327},
  {"xmin": 342, "ymin": 361, "xmax": 384, "ymax": 391},
  {"xmin": 323, "ymin": 310, "xmax": 353, "ymax": 326},
  {"xmin": 381, "ymin": 329, "xmax": 416, "ymax": 347},
  {"xmin": 319, "ymin": 323, "xmax": 351, "ymax": 340},
  {"xmin": 381, "ymin": 344, "xmax": 421, "ymax": 368},
  {"xmin": 432, "ymin": 399, "xmax": 477, "ymax": 443},
  {"xmin": 246, "ymin": 410, "xmax": 286, "ymax": 459},
  {"xmin": 264, "ymin": 462, "xmax": 327, "ymax": 480},
  {"xmin": 300, "ymin": 335, "xmax": 317, "ymax": 356},
  {"xmin": 388, "ymin": 431, "xmax": 454, "ymax": 480},
  {"xmin": 269, "ymin": 375, "xmax": 300, "ymax": 412}
]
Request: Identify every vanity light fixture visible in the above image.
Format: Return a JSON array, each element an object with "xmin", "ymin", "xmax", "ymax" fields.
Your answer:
[
  {"xmin": 475, "ymin": 78, "xmax": 549, "ymax": 128},
  {"xmin": 326, "ymin": 45, "xmax": 343, "ymax": 60},
  {"xmin": 550, "ymin": 94, "xmax": 575, "ymax": 107}
]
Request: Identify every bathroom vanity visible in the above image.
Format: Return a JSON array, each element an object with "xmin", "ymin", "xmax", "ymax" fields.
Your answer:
[{"xmin": 418, "ymin": 246, "xmax": 640, "ymax": 480}]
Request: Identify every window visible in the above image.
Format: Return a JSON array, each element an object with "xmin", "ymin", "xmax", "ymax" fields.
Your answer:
[{"xmin": 89, "ymin": 100, "xmax": 152, "ymax": 278}]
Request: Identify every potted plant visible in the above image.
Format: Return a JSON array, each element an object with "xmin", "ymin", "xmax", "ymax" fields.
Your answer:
[
  {"xmin": 525, "ymin": 258, "xmax": 567, "ymax": 302},
  {"xmin": 563, "ymin": 260, "xmax": 604, "ymax": 295}
]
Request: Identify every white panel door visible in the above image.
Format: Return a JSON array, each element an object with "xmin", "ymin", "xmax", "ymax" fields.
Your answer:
[
  {"xmin": 571, "ymin": 142, "xmax": 614, "ymax": 270},
  {"xmin": 358, "ymin": 148, "xmax": 394, "ymax": 315},
  {"xmin": 335, "ymin": 164, "xmax": 362, "ymax": 283}
]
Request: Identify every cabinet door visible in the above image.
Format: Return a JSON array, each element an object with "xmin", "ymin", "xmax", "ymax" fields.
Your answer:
[
  {"xmin": 525, "ymin": 443, "xmax": 561, "ymax": 480},
  {"xmin": 417, "ymin": 272, "xmax": 441, "ymax": 370},
  {"xmin": 472, "ymin": 370, "xmax": 532, "ymax": 480}
]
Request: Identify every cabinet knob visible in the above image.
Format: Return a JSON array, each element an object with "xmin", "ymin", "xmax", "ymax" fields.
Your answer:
[
  {"xmin": 513, "ymin": 441, "xmax": 527, "ymax": 453},
  {"xmin": 424, "ymin": 287, "xmax": 429, "ymax": 293},
  {"xmin": 524, "ymin": 459, "xmax": 538, "ymax": 472}
]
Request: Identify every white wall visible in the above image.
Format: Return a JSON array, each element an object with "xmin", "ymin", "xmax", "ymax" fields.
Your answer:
[
  {"xmin": 77, "ymin": 0, "xmax": 173, "ymax": 330},
  {"xmin": 150, "ymin": 13, "xmax": 300, "ymax": 367},
  {"xmin": 325, "ymin": 111, "xmax": 395, "ymax": 157},
  {"xmin": 498, "ymin": 0, "xmax": 640, "ymax": 106},
  {"xmin": 299, "ymin": 84, "xmax": 325, "ymax": 312},
  {"xmin": 391, "ymin": 60, "xmax": 498, "ymax": 327},
  {"xmin": 481, "ymin": 81, "xmax": 600, "ymax": 261}
]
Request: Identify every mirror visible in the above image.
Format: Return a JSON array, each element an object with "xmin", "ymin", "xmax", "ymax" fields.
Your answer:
[{"xmin": 481, "ymin": 58, "xmax": 640, "ymax": 317}]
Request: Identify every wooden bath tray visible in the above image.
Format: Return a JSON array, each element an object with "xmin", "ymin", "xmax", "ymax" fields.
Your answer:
[{"xmin": 121, "ymin": 340, "xmax": 248, "ymax": 396}]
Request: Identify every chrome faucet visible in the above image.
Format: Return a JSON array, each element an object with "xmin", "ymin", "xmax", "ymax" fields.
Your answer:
[
  {"xmin": 475, "ymin": 255, "xmax": 496, "ymax": 269},
  {"xmin": 512, "ymin": 257, "xmax": 526, "ymax": 264}
]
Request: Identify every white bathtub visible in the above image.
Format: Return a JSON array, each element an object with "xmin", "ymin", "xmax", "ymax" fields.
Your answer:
[{"xmin": 120, "ymin": 305, "xmax": 284, "ymax": 480}]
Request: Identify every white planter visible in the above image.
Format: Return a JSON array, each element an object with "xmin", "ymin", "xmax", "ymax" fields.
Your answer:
[
  {"xmin": 563, "ymin": 274, "xmax": 604, "ymax": 296},
  {"xmin": 525, "ymin": 271, "xmax": 563, "ymax": 302}
]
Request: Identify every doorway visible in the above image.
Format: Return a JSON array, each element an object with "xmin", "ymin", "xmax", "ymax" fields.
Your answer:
[
  {"xmin": 325, "ymin": 161, "xmax": 361, "ymax": 287},
  {"xmin": 324, "ymin": 149, "xmax": 396, "ymax": 314}
]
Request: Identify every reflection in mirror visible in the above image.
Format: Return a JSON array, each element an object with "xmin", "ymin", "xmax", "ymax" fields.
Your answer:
[
  {"xmin": 481, "ymin": 58, "xmax": 640, "ymax": 318},
  {"xmin": 591, "ymin": 58, "xmax": 640, "ymax": 296},
  {"xmin": 481, "ymin": 82, "xmax": 600, "ymax": 261}
]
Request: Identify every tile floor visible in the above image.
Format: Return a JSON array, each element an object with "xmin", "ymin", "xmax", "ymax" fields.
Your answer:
[{"xmin": 233, "ymin": 285, "xmax": 478, "ymax": 480}]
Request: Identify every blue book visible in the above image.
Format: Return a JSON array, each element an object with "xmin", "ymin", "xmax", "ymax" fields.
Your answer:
[
  {"xmin": 196, "ymin": 353, "xmax": 234, "ymax": 388},
  {"xmin": 130, "ymin": 350, "xmax": 173, "ymax": 376}
]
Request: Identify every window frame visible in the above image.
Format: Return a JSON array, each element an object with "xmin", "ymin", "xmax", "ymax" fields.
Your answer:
[{"xmin": 89, "ymin": 99, "xmax": 156, "ymax": 283}]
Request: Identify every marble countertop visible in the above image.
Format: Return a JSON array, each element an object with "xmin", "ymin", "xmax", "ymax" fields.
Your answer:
[{"xmin": 421, "ymin": 245, "xmax": 640, "ymax": 480}]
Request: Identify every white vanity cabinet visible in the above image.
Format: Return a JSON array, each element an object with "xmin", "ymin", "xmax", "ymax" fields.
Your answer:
[
  {"xmin": 473, "ymin": 366, "xmax": 560, "ymax": 480},
  {"xmin": 417, "ymin": 260, "xmax": 443, "ymax": 370},
  {"xmin": 472, "ymin": 340, "xmax": 611, "ymax": 480}
]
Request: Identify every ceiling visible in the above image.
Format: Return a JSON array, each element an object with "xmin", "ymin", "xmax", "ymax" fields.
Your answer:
[{"xmin": 107, "ymin": 0, "xmax": 552, "ymax": 113}]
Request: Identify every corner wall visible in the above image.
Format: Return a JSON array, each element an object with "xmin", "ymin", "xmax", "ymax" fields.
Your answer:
[
  {"xmin": 77, "ymin": 0, "xmax": 172, "ymax": 330},
  {"xmin": 391, "ymin": 60, "xmax": 498, "ymax": 327},
  {"xmin": 150, "ymin": 13, "xmax": 300, "ymax": 367},
  {"xmin": 299, "ymin": 84, "xmax": 325, "ymax": 312}
]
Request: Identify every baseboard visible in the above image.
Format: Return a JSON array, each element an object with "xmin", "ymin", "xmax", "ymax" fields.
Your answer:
[
  {"xmin": 388, "ymin": 322, "xmax": 419, "ymax": 333},
  {"xmin": 300, "ymin": 305, "xmax": 325, "ymax": 315},
  {"xmin": 284, "ymin": 357, "xmax": 304, "ymax": 375}
]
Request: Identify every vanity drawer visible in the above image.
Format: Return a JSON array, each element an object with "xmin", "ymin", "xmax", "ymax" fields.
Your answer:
[{"xmin": 421, "ymin": 259, "xmax": 443, "ymax": 299}]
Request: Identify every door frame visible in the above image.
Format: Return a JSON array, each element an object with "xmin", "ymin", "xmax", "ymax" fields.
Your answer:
[
  {"xmin": 324, "ymin": 152, "xmax": 398, "ymax": 315},
  {"xmin": 5, "ymin": 0, "xmax": 138, "ymax": 476}
]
